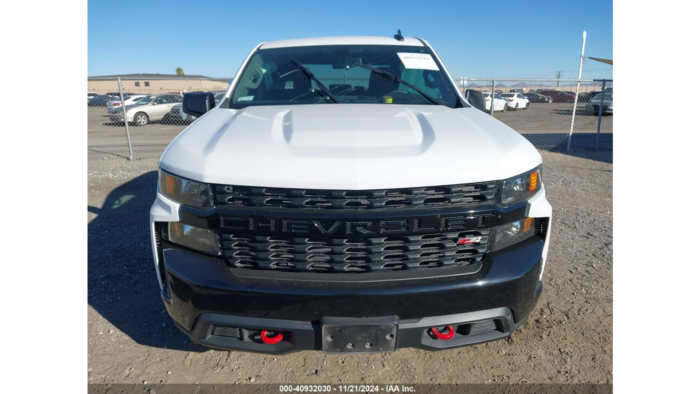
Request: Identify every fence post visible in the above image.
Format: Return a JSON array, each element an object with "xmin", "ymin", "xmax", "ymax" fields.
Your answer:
[
  {"xmin": 595, "ymin": 80, "xmax": 607, "ymax": 151},
  {"xmin": 490, "ymin": 80, "xmax": 495, "ymax": 116},
  {"xmin": 117, "ymin": 77, "xmax": 134, "ymax": 160}
]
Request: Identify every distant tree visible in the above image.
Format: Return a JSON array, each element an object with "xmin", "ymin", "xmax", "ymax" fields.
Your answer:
[{"xmin": 176, "ymin": 67, "xmax": 185, "ymax": 76}]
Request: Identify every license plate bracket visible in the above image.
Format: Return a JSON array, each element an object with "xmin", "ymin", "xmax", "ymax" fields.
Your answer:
[{"xmin": 321, "ymin": 316, "xmax": 399, "ymax": 354}]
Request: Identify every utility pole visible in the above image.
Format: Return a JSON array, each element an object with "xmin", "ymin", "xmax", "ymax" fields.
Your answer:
[{"xmin": 556, "ymin": 71, "xmax": 562, "ymax": 88}]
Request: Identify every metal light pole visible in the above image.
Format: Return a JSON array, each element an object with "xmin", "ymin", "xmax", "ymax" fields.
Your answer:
[
  {"xmin": 567, "ymin": 31, "xmax": 587, "ymax": 151},
  {"xmin": 117, "ymin": 76, "xmax": 134, "ymax": 160}
]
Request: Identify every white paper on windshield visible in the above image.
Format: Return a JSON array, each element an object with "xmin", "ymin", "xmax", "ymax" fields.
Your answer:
[{"xmin": 397, "ymin": 53, "xmax": 439, "ymax": 70}]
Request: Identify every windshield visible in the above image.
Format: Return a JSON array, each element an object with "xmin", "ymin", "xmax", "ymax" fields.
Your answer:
[
  {"xmin": 229, "ymin": 45, "xmax": 460, "ymax": 108},
  {"xmin": 135, "ymin": 96, "xmax": 153, "ymax": 105},
  {"xmin": 591, "ymin": 94, "xmax": 613, "ymax": 101}
]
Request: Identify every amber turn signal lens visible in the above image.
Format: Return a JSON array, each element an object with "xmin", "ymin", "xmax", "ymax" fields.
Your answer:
[
  {"xmin": 523, "ymin": 217, "xmax": 533, "ymax": 233},
  {"xmin": 165, "ymin": 174, "xmax": 176, "ymax": 194},
  {"xmin": 529, "ymin": 171, "xmax": 538, "ymax": 191}
]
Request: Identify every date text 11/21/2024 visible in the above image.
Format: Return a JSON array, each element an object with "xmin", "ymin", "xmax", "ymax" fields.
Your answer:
[{"xmin": 279, "ymin": 385, "xmax": 416, "ymax": 392}]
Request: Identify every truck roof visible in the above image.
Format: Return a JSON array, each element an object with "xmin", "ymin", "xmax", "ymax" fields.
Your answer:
[{"xmin": 259, "ymin": 36, "xmax": 425, "ymax": 49}]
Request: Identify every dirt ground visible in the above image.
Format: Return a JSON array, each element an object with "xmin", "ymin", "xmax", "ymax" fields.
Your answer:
[{"xmin": 87, "ymin": 149, "xmax": 612, "ymax": 387}]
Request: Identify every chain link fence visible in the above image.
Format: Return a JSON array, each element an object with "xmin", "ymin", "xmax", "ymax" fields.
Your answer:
[
  {"xmin": 88, "ymin": 76, "xmax": 611, "ymax": 160},
  {"xmin": 87, "ymin": 76, "xmax": 231, "ymax": 160},
  {"xmin": 457, "ymin": 78, "xmax": 612, "ymax": 150}
]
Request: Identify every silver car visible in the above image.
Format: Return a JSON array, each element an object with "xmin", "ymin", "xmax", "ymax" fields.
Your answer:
[
  {"xmin": 109, "ymin": 94, "xmax": 183, "ymax": 126},
  {"xmin": 585, "ymin": 93, "xmax": 613, "ymax": 115}
]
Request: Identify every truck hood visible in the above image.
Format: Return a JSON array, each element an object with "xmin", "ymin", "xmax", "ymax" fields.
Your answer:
[{"xmin": 160, "ymin": 104, "xmax": 541, "ymax": 189}]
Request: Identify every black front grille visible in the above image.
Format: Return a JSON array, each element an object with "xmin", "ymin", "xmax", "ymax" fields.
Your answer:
[
  {"xmin": 213, "ymin": 182, "xmax": 496, "ymax": 210},
  {"xmin": 221, "ymin": 229, "xmax": 489, "ymax": 273}
]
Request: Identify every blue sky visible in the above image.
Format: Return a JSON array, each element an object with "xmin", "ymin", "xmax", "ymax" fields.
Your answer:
[{"xmin": 88, "ymin": 0, "xmax": 612, "ymax": 80}]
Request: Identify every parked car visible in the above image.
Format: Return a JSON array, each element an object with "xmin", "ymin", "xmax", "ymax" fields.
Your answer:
[
  {"xmin": 108, "ymin": 94, "xmax": 183, "ymax": 126},
  {"xmin": 508, "ymin": 89, "xmax": 525, "ymax": 94},
  {"xmin": 88, "ymin": 92, "xmax": 96, "ymax": 104},
  {"xmin": 106, "ymin": 95, "xmax": 147, "ymax": 109},
  {"xmin": 524, "ymin": 92, "xmax": 552, "ymax": 103},
  {"xmin": 585, "ymin": 93, "xmax": 613, "ymax": 115},
  {"xmin": 535, "ymin": 90, "xmax": 575, "ymax": 103},
  {"xmin": 577, "ymin": 91, "xmax": 601, "ymax": 103},
  {"xmin": 481, "ymin": 92, "xmax": 507, "ymax": 111},
  {"xmin": 88, "ymin": 94, "xmax": 119, "ymax": 107},
  {"xmin": 152, "ymin": 35, "xmax": 552, "ymax": 354},
  {"xmin": 501, "ymin": 93, "xmax": 529, "ymax": 110},
  {"xmin": 174, "ymin": 91, "xmax": 227, "ymax": 123}
]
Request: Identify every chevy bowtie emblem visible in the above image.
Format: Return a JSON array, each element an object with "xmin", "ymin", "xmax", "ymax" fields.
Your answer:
[{"xmin": 457, "ymin": 237, "xmax": 481, "ymax": 245}]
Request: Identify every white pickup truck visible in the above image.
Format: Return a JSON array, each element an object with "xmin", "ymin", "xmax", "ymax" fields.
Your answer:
[{"xmin": 151, "ymin": 33, "xmax": 553, "ymax": 354}]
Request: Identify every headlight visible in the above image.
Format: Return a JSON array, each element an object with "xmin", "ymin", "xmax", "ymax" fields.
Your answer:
[
  {"xmin": 492, "ymin": 218, "xmax": 535, "ymax": 251},
  {"xmin": 167, "ymin": 222, "xmax": 220, "ymax": 255},
  {"xmin": 499, "ymin": 167, "xmax": 541, "ymax": 205},
  {"xmin": 158, "ymin": 170, "xmax": 213, "ymax": 208}
]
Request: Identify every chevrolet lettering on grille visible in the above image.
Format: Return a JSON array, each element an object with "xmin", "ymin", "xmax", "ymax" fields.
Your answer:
[{"xmin": 219, "ymin": 214, "xmax": 493, "ymax": 235}]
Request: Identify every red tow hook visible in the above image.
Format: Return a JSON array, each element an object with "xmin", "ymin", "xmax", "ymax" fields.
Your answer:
[
  {"xmin": 261, "ymin": 330, "xmax": 284, "ymax": 344},
  {"xmin": 430, "ymin": 325, "xmax": 455, "ymax": 340}
]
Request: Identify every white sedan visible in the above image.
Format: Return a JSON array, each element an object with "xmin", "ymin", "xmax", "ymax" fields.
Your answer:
[
  {"xmin": 106, "ymin": 94, "xmax": 147, "ymax": 109},
  {"xmin": 481, "ymin": 92, "xmax": 507, "ymax": 112},
  {"xmin": 500, "ymin": 93, "xmax": 530, "ymax": 110}
]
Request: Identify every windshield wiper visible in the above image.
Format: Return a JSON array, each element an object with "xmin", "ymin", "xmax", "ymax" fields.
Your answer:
[
  {"xmin": 290, "ymin": 58, "xmax": 340, "ymax": 103},
  {"xmin": 352, "ymin": 63, "xmax": 441, "ymax": 105}
]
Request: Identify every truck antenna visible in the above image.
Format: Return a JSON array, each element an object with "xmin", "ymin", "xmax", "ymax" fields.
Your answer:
[{"xmin": 394, "ymin": 29, "xmax": 404, "ymax": 41}]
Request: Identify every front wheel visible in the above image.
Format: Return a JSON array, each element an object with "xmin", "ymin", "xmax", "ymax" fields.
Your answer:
[
  {"xmin": 133, "ymin": 112, "xmax": 149, "ymax": 126},
  {"xmin": 524, "ymin": 103, "xmax": 529, "ymax": 110}
]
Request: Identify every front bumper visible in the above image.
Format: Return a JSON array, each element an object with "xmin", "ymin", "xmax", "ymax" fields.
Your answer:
[
  {"xmin": 586, "ymin": 107, "xmax": 613, "ymax": 114},
  {"xmin": 150, "ymin": 187, "xmax": 552, "ymax": 354},
  {"xmin": 159, "ymin": 238, "xmax": 544, "ymax": 353}
]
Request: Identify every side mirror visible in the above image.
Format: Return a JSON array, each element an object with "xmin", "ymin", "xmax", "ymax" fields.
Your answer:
[
  {"xmin": 183, "ymin": 92, "xmax": 216, "ymax": 117},
  {"xmin": 464, "ymin": 89, "xmax": 486, "ymax": 112}
]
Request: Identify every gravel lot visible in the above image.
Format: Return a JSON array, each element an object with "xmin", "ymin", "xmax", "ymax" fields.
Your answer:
[{"xmin": 88, "ymin": 149, "xmax": 612, "ymax": 386}]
